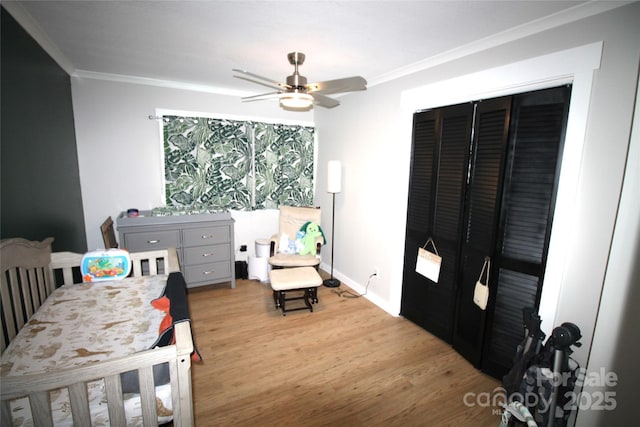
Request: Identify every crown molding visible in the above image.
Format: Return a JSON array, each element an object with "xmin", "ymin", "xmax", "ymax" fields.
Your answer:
[
  {"xmin": 2, "ymin": 1, "xmax": 76, "ymax": 76},
  {"xmin": 368, "ymin": 0, "xmax": 631, "ymax": 87},
  {"xmin": 72, "ymin": 70, "xmax": 254, "ymax": 97}
]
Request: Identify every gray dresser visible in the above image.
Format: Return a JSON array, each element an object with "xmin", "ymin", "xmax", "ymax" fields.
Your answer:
[{"xmin": 116, "ymin": 211, "xmax": 235, "ymax": 288}]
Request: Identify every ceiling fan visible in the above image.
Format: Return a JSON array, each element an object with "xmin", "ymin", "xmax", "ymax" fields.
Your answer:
[{"xmin": 233, "ymin": 52, "xmax": 367, "ymax": 111}]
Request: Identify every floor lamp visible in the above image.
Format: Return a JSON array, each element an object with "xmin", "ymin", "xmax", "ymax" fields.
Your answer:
[{"xmin": 323, "ymin": 160, "xmax": 341, "ymax": 288}]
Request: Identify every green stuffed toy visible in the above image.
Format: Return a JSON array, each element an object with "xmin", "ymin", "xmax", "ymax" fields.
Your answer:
[{"xmin": 298, "ymin": 221, "xmax": 326, "ymax": 256}]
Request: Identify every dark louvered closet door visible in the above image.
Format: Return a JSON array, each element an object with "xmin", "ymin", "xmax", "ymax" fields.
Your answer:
[
  {"xmin": 452, "ymin": 97, "xmax": 512, "ymax": 366},
  {"xmin": 401, "ymin": 111, "xmax": 438, "ymax": 334},
  {"xmin": 482, "ymin": 86, "xmax": 571, "ymax": 377},
  {"xmin": 401, "ymin": 104, "xmax": 473, "ymax": 342}
]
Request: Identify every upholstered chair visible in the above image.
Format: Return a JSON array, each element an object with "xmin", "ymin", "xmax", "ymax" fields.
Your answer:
[{"xmin": 268, "ymin": 206, "xmax": 324, "ymax": 269}]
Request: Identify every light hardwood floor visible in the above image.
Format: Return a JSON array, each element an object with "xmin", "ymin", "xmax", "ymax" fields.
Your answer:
[{"xmin": 188, "ymin": 273, "xmax": 503, "ymax": 426}]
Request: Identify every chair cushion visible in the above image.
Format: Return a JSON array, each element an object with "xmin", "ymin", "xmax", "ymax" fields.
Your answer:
[
  {"xmin": 279, "ymin": 206, "xmax": 322, "ymax": 240},
  {"xmin": 269, "ymin": 267, "xmax": 323, "ymax": 291},
  {"xmin": 269, "ymin": 253, "xmax": 320, "ymax": 267}
]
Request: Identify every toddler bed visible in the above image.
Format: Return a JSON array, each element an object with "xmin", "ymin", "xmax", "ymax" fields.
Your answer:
[{"xmin": 0, "ymin": 238, "xmax": 195, "ymax": 426}]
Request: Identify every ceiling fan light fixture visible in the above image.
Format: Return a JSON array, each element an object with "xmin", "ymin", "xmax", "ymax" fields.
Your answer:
[
  {"xmin": 279, "ymin": 92, "xmax": 314, "ymax": 110},
  {"xmin": 234, "ymin": 52, "xmax": 366, "ymax": 110}
]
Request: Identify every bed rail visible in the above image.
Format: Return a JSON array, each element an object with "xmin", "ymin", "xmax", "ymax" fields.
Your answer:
[
  {"xmin": 1, "ymin": 238, "xmax": 55, "ymax": 352},
  {"xmin": 130, "ymin": 248, "xmax": 181, "ymax": 276},
  {"xmin": 1, "ymin": 321, "xmax": 194, "ymax": 426},
  {"xmin": 49, "ymin": 248, "xmax": 181, "ymax": 285},
  {"xmin": 49, "ymin": 251, "xmax": 84, "ymax": 286}
]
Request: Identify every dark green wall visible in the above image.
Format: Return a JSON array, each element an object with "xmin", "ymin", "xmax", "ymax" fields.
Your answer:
[{"xmin": 1, "ymin": 7, "xmax": 87, "ymax": 253}]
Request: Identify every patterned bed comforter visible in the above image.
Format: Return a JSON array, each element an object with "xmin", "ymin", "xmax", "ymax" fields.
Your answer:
[{"xmin": 1, "ymin": 275, "xmax": 172, "ymax": 426}]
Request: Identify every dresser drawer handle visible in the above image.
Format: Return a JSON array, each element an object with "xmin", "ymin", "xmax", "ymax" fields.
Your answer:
[
  {"xmin": 147, "ymin": 240, "xmax": 160, "ymax": 244},
  {"xmin": 201, "ymin": 235, "xmax": 213, "ymax": 239},
  {"xmin": 203, "ymin": 270, "xmax": 215, "ymax": 275},
  {"xmin": 202, "ymin": 253, "xmax": 214, "ymax": 257}
]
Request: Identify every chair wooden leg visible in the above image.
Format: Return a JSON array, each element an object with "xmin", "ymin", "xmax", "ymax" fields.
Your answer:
[
  {"xmin": 278, "ymin": 291, "xmax": 287, "ymax": 315},
  {"xmin": 273, "ymin": 290, "xmax": 280, "ymax": 308}
]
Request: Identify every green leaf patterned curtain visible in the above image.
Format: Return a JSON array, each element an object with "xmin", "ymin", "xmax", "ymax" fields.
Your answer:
[{"xmin": 163, "ymin": 115, "xmax": 314, "ymax": 211}]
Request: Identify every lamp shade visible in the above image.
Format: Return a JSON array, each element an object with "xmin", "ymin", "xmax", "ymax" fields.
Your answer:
[
  {"xmin": 327, "ymin": 160, "xmax": 342, "ymax": 193},
  {"xmin": 279, "ymin": 92, "xmax": 313, "ymax": 110}
]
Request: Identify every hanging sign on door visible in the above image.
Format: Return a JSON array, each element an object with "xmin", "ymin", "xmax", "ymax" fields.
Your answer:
[
  {"xmin": 415, "ymin": 238, "xmax": 442, "ymax": 283},
  {"xmin": 473, "ymin": 257, "xmax": 491, "ymax": 310}
]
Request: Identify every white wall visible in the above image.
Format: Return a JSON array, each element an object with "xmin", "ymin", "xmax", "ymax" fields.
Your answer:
[
  {"xmin": 575, "ymin": 65, "xmax": 640, "ymax": 427},
  {"xmin": 315, "ymin": 1, "xmax": 639, "ymax": 378},
  {"xmin": 70, "ymin": 79, "xmax": 311, "ymax": 253}
]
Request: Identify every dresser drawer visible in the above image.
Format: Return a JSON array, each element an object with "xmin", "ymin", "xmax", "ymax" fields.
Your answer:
[
  {"xmin": 124, "ymin": 230, "xmax": 180, "ymax": 251},
  {"xmin": 183, "ymin": 226, "xmax": 230, "ymax": 247},
  {"xmin": 184, "ymin": 261, "xmax": 231, "ymax": 285},
  {"xmin": 183, "ymin": 243, "xmax": 231, "ymax": 265}
]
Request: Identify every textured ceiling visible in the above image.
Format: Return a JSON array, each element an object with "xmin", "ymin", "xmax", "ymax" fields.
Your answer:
[{"xmin": 7, "ymin": 0, "xmax": 617, "ymax": 96}]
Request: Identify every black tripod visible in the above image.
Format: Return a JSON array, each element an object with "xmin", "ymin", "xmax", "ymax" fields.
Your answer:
[
  {"xmin": 542, "ymin": 322, "xmax": 582, "ymax": 427},
  {"xmin": 502, "ymin": 309, "xmax": 582, "ymax": 427}
]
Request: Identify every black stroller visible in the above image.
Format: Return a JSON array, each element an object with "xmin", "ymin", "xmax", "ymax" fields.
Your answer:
[{"xmin": 500, "ymin": 308, "xmax": 582, "ymax": 427}]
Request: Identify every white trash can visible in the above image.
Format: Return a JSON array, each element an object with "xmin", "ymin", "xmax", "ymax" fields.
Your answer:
[
  {"xmin": 255, "ymin": 239, "xmax": 271, "ymax": 258},
  {"xmin": 248, "ymin": 238, "xmax": 272, "ymax": 283}
]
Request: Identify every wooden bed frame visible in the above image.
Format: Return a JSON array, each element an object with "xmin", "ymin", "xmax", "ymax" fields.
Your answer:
[{"xmin": 0, "ymin": 239, "xmax": 194, "ymax": 427}]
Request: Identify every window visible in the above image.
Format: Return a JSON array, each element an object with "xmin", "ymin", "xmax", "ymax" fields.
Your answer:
[{"xmin": 162, "ymin": 115, "xmax": 315, "ymax": 211}]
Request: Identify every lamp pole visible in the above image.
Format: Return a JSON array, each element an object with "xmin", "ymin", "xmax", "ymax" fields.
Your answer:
[
  {"xmin": 323, "ymin": 160, "xmax": 341, "ymax": 288},
  {"xmin": 323, "ymin": 191, "xmax": 339, "ymax": 287}
]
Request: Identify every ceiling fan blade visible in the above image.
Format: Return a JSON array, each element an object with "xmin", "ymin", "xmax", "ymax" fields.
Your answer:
[
  {"xmin": 233, "ymin": 69, "xmax": 290, "ymax": 91},
  {"xmin": 241, "ymin": 91, "xmax": 282, "ymax": 102},
  {"xmin": 307, "ymin": 76, "xmax": 367, "ymax": 95},
  {"xmin": 234, "ymin": 75, "xmax": 287, "ymax": 92},
  {"xmin": 311, "ymin": 93, "xmax": 340, "ymax": 109}
]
